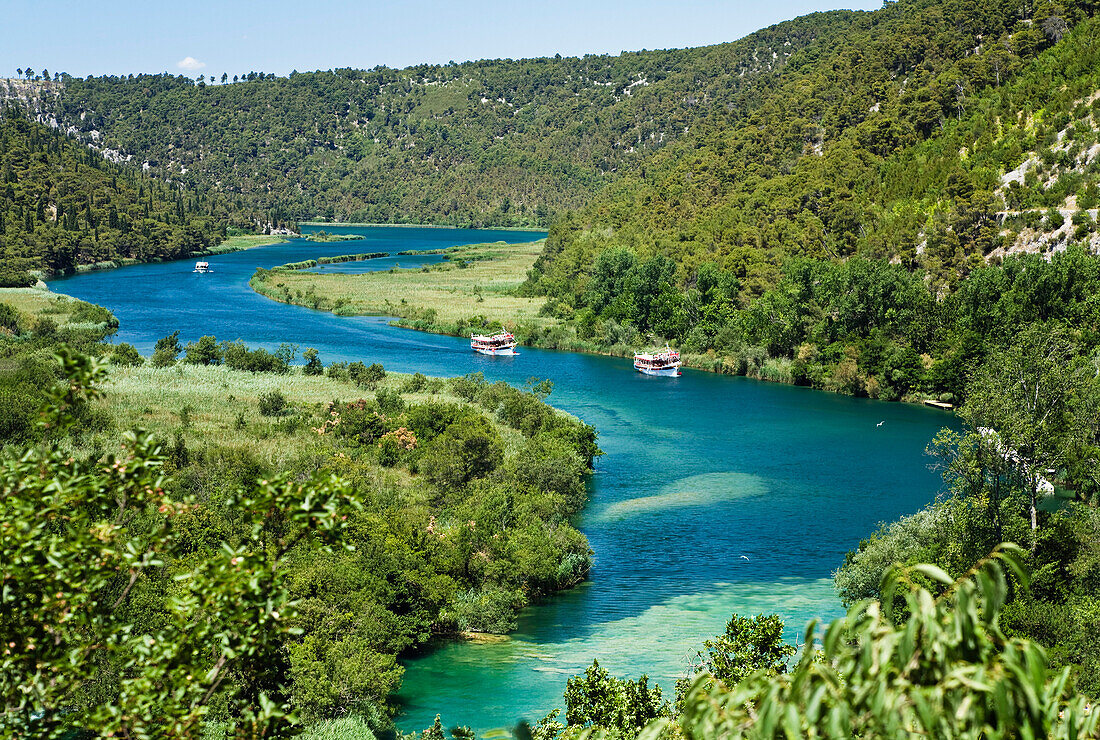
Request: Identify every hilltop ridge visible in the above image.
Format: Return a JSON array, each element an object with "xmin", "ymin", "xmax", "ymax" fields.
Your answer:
[{"xmin": 21, "ymin": 11, "xmax": 864, "ymax": 228}]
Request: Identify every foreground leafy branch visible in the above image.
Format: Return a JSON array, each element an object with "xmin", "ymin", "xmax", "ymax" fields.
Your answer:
[{"xmin": 673, "ymin": 545, "xmax": 1097, "ymax": 739}]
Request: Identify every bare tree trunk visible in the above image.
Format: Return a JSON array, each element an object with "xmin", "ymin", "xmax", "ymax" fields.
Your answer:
[{"xmin": 1029, "ymin": 473, "xmax": 1039, "ymax": 549}]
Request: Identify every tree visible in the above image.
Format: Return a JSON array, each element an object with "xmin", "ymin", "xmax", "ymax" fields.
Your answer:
[
  {"xmin": 183, "ymin": 334, "xmax": 222, "ymax": 365},
  {"xmin": 0, "ymin": 350, "xmax": 358, "ymax": 738},
  {"xmin": 151, "ymin": 330, "xmax": 182, "ymax": 367},
  {"xmin": 961, "ymin": 326, "xmax": 1098, "ymax": 539},
  {"xmin": 303, "ymin": 347, "xmax": 323, "ymax": 375}
]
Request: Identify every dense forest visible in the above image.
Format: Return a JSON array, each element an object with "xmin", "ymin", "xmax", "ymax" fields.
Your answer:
[
  {"xmin": 0, "ymin": 113, "xmax": 226, "ymax": 285},
  {"xmin": 511, "ymin": 0, "xmax": 1100, "ymax": 406},
  {"xmin": 532, "ymin": 0, "xmax": 1100, "ymax": 290},
  {"xmin": 29, "ymin": 12, "xmax": 867, "ymax": 228},
  {"xmin": 0, "ymin": 290, "xmax": 599, "ymax": 738}
]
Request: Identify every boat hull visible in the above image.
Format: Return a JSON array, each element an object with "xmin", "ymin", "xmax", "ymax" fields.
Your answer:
[
  {"xmin": 474, "ymin": 346, "xmax": 517, "ymax": 356},
  {"xmin": 635, "ymin": 364, "xmax": 680, "ymax": 376}
]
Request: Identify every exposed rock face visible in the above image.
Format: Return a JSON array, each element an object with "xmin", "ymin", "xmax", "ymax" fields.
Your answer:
[
  {"xmin": 0, "ymin": 78, "xmax": 61, "ymax": 121},
  {"xmin": 991, "ymin": 88, "xmax": 1100, "ymax": 259},
  {"xmin": 2, "ymin": 79, "xmax": 135, "ymax": 165}
]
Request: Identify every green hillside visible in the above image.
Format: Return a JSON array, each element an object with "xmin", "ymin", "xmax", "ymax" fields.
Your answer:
[
  {"xmin": 512, "ymin": 0, "xmax": 1100, "ymax": 403},
  {"xmin": 42, "ymin": 12, "xmax": 862, "ymax": 227},
  {"xmin": 531, "ymin": 0, "xmax": 1099, "ymax": 297},
  {"xmin": 0, "ymin": 112, "xmax": 225, "ymax": 284}
]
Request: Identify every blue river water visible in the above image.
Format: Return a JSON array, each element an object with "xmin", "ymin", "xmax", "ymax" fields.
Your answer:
[{"xmin": 49, "ymin": 226, "xmax": 957, "ymax": 735}]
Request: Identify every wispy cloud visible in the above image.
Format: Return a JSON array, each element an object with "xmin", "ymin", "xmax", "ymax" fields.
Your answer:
[{"xmin": 176, "ymin": 56, "xmax": 206, "ymax": 71}]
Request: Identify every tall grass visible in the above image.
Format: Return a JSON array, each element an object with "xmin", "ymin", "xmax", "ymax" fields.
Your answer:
[{"xmin": 250, "ymin": 240, "xmax": 553, "ymax": 330}]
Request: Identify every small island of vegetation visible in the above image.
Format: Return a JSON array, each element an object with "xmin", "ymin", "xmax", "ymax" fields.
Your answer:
[{"xmin": 304, "ymin": 230, "xmax": 364, "ymax": 243}]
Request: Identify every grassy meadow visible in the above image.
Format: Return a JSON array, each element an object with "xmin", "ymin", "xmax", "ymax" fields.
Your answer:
[
  {"xmin": 1, "ymin": 287, "xmax": 92, "ymax": 327},
  {"xmin": 90, "ymin": 361, "xmax": 531, "ymax": 465},
  {"xmin": 250, "ymin": 240, "xmax": 557, "ymax": 334}
]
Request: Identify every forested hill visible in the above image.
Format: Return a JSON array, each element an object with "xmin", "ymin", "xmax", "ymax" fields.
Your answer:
[
  {"xmin": 529, "ymin": 0, "xmax": 1100, "ymax": 298},
  {"xmin": 37, "ymin": 11, "xmax": 863, "ymax": 228},
  {"xmin": 0, "ymin": 113, "xmax": 225, "ymax": 285}
]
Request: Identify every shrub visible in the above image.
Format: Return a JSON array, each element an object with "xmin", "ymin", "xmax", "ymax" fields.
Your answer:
[
  {"xmin": 184, "ymin": 335, "xmax": 222, "ymax": 365},
  {"xmin": 402, "ymin": 372, "xmax": 428, "ymax": 393},
  {"xmin": 0, "ymin": 267, "xmax": 33, "ymax": 288},
  {"xmin": 346, "ymin": 361, "xmax": 369, "ymax": 385},
  {"xmin": 377, "ymin": 428, "xmax": 418, "ymax": 467},
  {"xmin": 420, "ymin": 414, "xmax": 503, "ymax": 488},
  {"xmin": 346, "ymin": 361, "xmax": 384, "ymax": 387},
  {"xmin": 334, "ymin": 399, "xmax": 389, "ymax": 445},
  {"xmin": 0, "ymin": 384, "xmax": 45, "ymax": 444},
  {"xmin": 110, "ymin": 342, "xmax": 144, "ymax": 366},
  {"xmin": 405, "ymin": 402, "xmax": 468, "ymax": 443},
  {"xmin": 375, "ymin": 388, "xmax": 405, "ymax": 415},
  {"xmin": 449, "ymin": 372, "xmax": 486, "ymax": 401},
  {"xmin": 0, "ymin": 303, "xmax": 22, "ymax": 334},
  {"xmin": 178, "ymin": 404, "xmax": 195, "ymax": 429},
  {"xmin": 69, "ymin": 301, "xmax": 118, "ymax": 331},
  {"xmin": 444, "ymin": 587, "xmax": 523, "ymax": 634},
  {"xmin": 507, "ymin": 434, "xmax": 589, "ymax": 513},
  {"xmin": 222, "ymin": 341, "xmax": 291, "ymax": 374},
  {"xmin": 258, "ymin": 390, "xmax": 288, "ymax": 416}
]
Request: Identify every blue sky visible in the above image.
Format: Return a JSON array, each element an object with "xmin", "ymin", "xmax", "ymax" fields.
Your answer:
[{"xmin": 5, "ymin": 0, "xmax": 880, "ymax": 78}]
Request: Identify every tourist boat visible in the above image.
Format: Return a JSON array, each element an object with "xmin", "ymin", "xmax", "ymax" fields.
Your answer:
[
  {"xmin": 634, "ymin": 345, "xmax": 681, "ymax": 376},
  {"xmin": 193, "ymin": 261, "xmax": 211, "ymax": 273},
  {"xmin": 471, "ymin": 332, "xmax": 518, "ymax": 356}
]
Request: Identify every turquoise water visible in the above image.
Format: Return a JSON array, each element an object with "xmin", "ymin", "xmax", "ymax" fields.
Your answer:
[{"xmin": 50, "ymin": 226, "xmax": 957, "ymax": 735}]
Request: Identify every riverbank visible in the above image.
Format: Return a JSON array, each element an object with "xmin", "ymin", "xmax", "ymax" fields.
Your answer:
[
  {"xmin": 299, "ymin": 221, "xmax": 546, "ymax": 232},
  {"xmin": 0, "ymin": 287, "xmax": 602, "ymax": 731},
  {"xmin": 248, "ymin": 241, "xmax": 952, "ymax": 408},
  {"xmin": 33, "ymin": 234, "xmax": 290, "ymax": 281}
]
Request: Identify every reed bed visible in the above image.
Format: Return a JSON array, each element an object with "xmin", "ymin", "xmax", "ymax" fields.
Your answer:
[{"xmin": 251, "ymin": 240, "xmax": 554, "ymax": 330}]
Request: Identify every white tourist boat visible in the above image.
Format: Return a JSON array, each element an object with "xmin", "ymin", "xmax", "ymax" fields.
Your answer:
[
  {"xmin": 193, "ymin": 261, "xmax": 211, "ymax": 273},
  {"xmin": 634, "ymin": 345, "xmax": 681, "ymax": 376},
  {"xmin": 471, "ymin": 332, "xmax": 518, "ymax": 356}
]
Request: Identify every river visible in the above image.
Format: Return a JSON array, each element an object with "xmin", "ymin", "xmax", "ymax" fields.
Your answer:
[{"xmin": 50, "ymin": 226, "xmax": 956, "ymax": 735}]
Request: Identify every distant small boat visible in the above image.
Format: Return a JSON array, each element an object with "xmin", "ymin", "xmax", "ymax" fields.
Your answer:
[
  {"xmin": 193, "ymin": 261, "xmax": 211, "ymax": 273},
  {"xmin": 471, "ymin": 332, "xmax": 518, "ymax": 356},
  {"xmin": 634, "ymin": 345, "xmax": 681, "ymax": 376}
]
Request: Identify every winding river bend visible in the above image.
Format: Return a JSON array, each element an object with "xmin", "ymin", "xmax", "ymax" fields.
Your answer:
[{"xmin": 51, "ymin": 226, "xmax": 956, "ymax": 735}]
